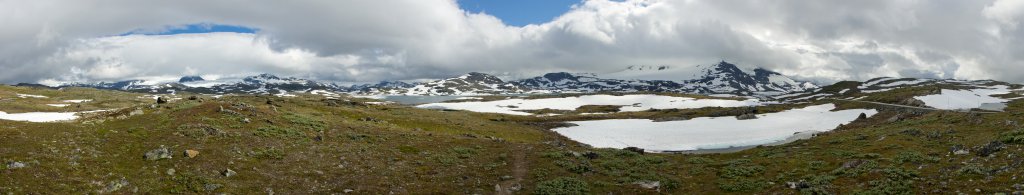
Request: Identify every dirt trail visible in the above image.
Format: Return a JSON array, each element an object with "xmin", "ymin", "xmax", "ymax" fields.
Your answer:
[{"xmin": 497, "ymin": 145, "xmax": 529, "ymax": 194}]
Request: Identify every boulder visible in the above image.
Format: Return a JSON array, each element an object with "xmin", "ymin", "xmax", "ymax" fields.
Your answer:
[
  {"xmin": 840, "ymin": 159, "xmax": 865, "ymax": 169},
  {"xmin": 6, "ymin": 161, "xmax": 26, "ymax": 169},
  {"xmin": 204, "ymin": 184, "xmax": 223, "ymax": 191},
  {"xmin": 222, "ymin": 168, "xmax": 237, "ymax": 177},
  {"xmin": 951, "ymin": 145, "xmax": 970, "ymax": 155},
  {"xmin": 857, "ymin": 113, "xmax": 867, "ymax": 120},
  {"xmin": 144, "ymin": 146, "xmax": 172, "ymax": 161},
  {"xmin": 156, "ymin": 97, "xmax": 167, "ymax": 104},
  {"xmin": 633, "ymin": 180, "xmax": 661, "ymax": 190},
  {"xmin": 736, "ymin": 113, "xmax": 758, "ymax": 120},
  {"xmin": 975, "ymin": 141, "xmax": 1005, "ymax": 157},
  {"xmin": 101, "ymin": 178, "xmax": 129, "ymax": 193},
  {"xmin": 184, "ymin": 150, "xmax": 200, "ymax": 158}
]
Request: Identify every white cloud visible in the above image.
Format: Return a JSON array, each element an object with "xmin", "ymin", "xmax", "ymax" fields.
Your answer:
[{"xmin": 1, "ymin": 0, "xmax": 1023, "ymax": 84}]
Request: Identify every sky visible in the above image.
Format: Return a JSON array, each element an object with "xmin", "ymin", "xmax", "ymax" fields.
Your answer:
[{"xmin": 1, "ymin": 0, "xmax": 1023, "ymax": 85}]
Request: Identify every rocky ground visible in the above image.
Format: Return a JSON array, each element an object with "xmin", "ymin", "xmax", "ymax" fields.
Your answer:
[{"xmin": 1, "ymin": 84, "xmax": 1024, "ymax": 194}]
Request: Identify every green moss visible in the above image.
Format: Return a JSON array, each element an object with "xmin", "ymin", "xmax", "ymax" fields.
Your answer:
[{"xmin": 534, "ymin": 177, "xmax": 590, "ymax": 195}]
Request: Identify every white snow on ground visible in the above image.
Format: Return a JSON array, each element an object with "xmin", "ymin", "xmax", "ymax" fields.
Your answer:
[
  {"xmin": 62, "ymin": 99, "xmax": 92, "ymax": 103},
  {"xmin": 417, "ymin": 94, "xmax": 761, "ymax": 115},
  {"xmin": 456, "ymin": 97, "xmax": 484, "ymax": 100},
  {"xmin": 0, "ymin": 111, "xmax": 80, "ymax": 122},
  {"xmin": 552, "ymin": 104, "xmax": 877, "ymax": 151},
  {"xmin": 790, "ymin": 94, "xmax": 829, "ymax": 101},
  {"xmin": 837, "ymin": 89, "xmax": 850, "ymax": 94},
  {"xmin": 914, "ymin": 85, "xmax": 1012, "ymax": 110},
  {"xmin": 858, "ymin": 77, "xmax": 897, "ymax": 89},
  {"xmin": 861, "ymin": 88, "xmax": 896, "ymax": 93},
  {"xmin": 16, "ymin": 94, "xmax": 48, "ymax": 98},
  {"xmin": 46, "ymin": 104, "xmax": 69, "ymax": 107},
  {"xmin": 877, "ymin": 79, "xmax": 930, "ymax": 88}
]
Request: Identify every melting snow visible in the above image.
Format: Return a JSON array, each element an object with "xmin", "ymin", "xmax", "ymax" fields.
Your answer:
[
  {"xmin": 0, "ymin": 111, "xmax": 80, "ymax": 122},
  {"xmin": 914, "ymin": 85, "xmax": 1011, "ymax": 110},
  {"xmin": 62, "ymin": 99, "xmax": 92, "ymax": 103},
  {"xmin": 417, "ymin": 94, "xmax": 761, "ymax": 115},
  {"xmin": 552, "ymin": 104, "xmax": 877, "ymax": 151},
  {"xmin": 16, "ymin": 94, "xmax": 48, "ymax": 98},
  {"xmin": 877, "ymin": 79, "xmax": 930, "ymax": 88},
  {"xmin": 46, "ymin": 104, "xmax": 69, "ymax": 107}
]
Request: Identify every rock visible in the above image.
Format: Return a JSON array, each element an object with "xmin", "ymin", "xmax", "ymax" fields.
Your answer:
[
  {"xmin": 204, "ymin": 183, "xmax": 223, "ymax": 191},
  {"xmin": 633, "ymin": 180, "xmax": 661, "ymax": 190},
  {"xmin": 624, "ymin": 147, "xmax": 645, "ymax": 155},
  {"xmin": 886, "ymin": 114, "xmax": 903, "ymax": 122},
  {"xmin": 786, "ymin": 180, "xmax": 810, "ymax": 189},
  {"xmin": 953, "ymin": 150, "xmax": 970, "ymax": 155},
  {"xmin": 1014, "ymin": 183, "xmax": 1023, "ymax": 190},
  {"xmin": 166, "ymin": 168, "xmax": 176, "ymax": 175},
  {"xmin": 857, "ymin": 113, "xmax": 867, "ymax": 120},
  {"xmin": 184, "ymin": 150, "xmax": 200, "ymax": 158},
  {"xmin": 156, "ymin": 97, "xmax": 167, "ymax": 104},
  {"xmin": 507, "ymin": 183, "xmax": 521, "ymax": 191},
  {"xmin": 222, "ymin": 168, "xmax": 237, "ymax": 177},
  {"xmin": 6, "ymin": 161, "xmax": 26, "ymax": 169},
  {"xmin": 129, "ymin": 109, "xmax": 144, "ymax": 116},
  {"xmin": 242, "ymin": 118, "xmax": 251, "ymax": 123},
  {"xmin": 343, "ymin": 189, "xmax": 355, "ymax": 193},
  {"xmin": 143, "ymin": 146, "xmax": 172, "ymax": 161},
  {"xmin": 841, "ymin": 159, "xmax": 865, "ymax": 169},
  {"xmin": 583, "ymin": 151, "xmax": 600, "ymax": 159},
  {"xmin": 102, "ymin": 177, "xmax": 129, "ymax": 193},
  {"xmin": 500, "ymin": 175, "xmax": 514, "ymax": 180},
  {"xmin": 975, "ymin": 141, "xmax": 1005, "ymax": 157},
  {"xmin": 736, "ymin": 113, "xmax": 758, "ymax": 120},
  {"xmin": 188, "ymin": 96, "xmax": 198, "ymax": 100},
  {"xmin": 951, "ymin": 145, "xmax": 970, "ymax": 155}
]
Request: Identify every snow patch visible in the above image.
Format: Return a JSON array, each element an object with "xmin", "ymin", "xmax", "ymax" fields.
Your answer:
[
  {"xmin": 914, "ymin": 85, "xmax": 1011, "ymax": 110},
  {"xmin": 16, "ymin": 94, "xmax": 48, "ymax": 98},
  {"xmin": 417, "ymin": 94, "xmax": 761, "ymax": 115},
  {"xmin": 62, "ymin": 99, "xmax": 92, "ymax": 103},
  {"xmin": 552, "ymin": 104, "xmax": 876, "ymax": 151},
  {"xmin": 0, "ymin": 111, "xmax": 80, "ymax": 122}
]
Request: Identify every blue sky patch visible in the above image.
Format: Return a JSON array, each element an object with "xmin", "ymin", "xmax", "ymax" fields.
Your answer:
[
  {"xmin": 458, "ymin": 0, "xmax": 581, "ymax": 26},
  {"xmin": 119, "ymin": 23, "xmax": 257, "ymax": 36}
]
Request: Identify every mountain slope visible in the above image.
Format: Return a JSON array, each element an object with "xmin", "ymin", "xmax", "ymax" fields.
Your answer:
[{"xmin": 57, "ymin": 62, "xmax": 817, "ymax": 97}]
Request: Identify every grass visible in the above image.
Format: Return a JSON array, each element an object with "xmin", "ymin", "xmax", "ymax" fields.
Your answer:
[{"xmin": 1, "ymin": 84, "xmax": 1024, "ymax": 194}]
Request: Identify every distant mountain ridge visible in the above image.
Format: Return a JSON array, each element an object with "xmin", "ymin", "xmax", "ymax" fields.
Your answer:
[{"xmin": 50, "ymin": 61, "xmax": 818, "ymax": 97}]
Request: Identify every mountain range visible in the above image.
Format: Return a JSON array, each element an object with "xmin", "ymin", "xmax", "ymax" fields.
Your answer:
[{"xmin": 35, "ymin": 61, "xmax": 818, "ymax": 97}]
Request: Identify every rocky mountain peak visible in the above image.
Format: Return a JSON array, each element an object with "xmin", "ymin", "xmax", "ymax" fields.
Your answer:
[
  {"xmin": 458, "ymin": 72, "xmax": 504, "ymax": 84},
  {"xmin": 178, "ymin": 76, "xmax": 205, "ymax": 83}
]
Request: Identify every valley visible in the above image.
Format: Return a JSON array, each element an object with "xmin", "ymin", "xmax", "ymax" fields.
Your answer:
[{"xmin": 2, "ymin": 71, "xmax": 1024, "ymax": 194}]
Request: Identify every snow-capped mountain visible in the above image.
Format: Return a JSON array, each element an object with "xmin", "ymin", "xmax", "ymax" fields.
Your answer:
[
  {"xmin": 61, "ymin": 74, "xmax": 346, "ymax": 95},
  {"xmin": 683, "ymin": 61, "xmax": 817, "ymax": 95},
  {"xmin": 55, "ymin": 61, "xmax": 818, "ymax": 97},
  {"xmin": 512, "ymin": 72, "xmax": 694, "ymax": 93},
  {"xmin": 377, "ymin": 72, "xmax": 527, "ymax": 95}
]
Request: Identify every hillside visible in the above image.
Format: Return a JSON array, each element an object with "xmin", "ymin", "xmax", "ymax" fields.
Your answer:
[{"xmin": 2, "ymin": 80, "xmax": 1024, "ymax": 194}]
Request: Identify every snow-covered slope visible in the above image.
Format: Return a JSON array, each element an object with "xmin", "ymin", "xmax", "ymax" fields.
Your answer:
[{"xmin": 57, "ymin": 61, "xmax": 819, "ymax": 97}]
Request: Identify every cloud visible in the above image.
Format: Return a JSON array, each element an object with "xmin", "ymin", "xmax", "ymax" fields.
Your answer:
[{"xmin": 1, "ymin": 0, "xmax": 1023, "ymax": 85}]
